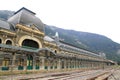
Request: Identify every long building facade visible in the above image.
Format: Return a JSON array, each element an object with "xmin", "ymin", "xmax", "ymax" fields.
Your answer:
[{"xmin": 0, "ymin": 7, "xmax": 114, "ymax": 74}]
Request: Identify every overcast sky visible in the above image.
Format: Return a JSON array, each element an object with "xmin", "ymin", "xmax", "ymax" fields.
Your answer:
[{"xmin": 0, "ymin": 0, "xmax": 120, "ymax": 43}]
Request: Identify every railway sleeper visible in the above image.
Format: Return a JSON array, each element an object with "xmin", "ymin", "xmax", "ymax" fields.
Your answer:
[
  {"xmin": 95, "ymin": 73, "xmax": 112, "ymax": 80},
  {"xmin": 87, "ymin": 72, "xmax": 110, "ymax": 80}
]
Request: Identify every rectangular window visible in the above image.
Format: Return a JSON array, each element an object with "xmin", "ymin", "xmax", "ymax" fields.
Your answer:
[{"xmin": 2, "ymin": 58, "xmax": 9, "ymax": 67}]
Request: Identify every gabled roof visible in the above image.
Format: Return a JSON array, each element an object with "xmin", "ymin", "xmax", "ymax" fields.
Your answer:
[
  {"xmin": 14, "ymin": 7, "xmax": 36, "ymax": 15},
  {"xmin": 7, "ymin": 7, "xmax": 44, "ymax": 32}
]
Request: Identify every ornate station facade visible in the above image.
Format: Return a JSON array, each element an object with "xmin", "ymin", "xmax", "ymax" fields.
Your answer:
[{"xmin": 0, "ymin": 8, "xmax": 114, "ymax": 73}]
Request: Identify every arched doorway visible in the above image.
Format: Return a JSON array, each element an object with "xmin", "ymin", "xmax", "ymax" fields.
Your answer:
[
  {"xmin": 27, "ymin": 55, "xmax": 33, "ymax": 70},
  {"xmin": 22, "ymin": 39, "xmax": 39, "ymax": 49}
]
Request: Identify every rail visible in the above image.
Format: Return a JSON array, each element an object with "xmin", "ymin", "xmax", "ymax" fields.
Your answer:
[{"xmin": 16, "ymin": 69, "xmax": 114, "ymax": 80}]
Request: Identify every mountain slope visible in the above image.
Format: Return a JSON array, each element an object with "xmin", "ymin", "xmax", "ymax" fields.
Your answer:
[
  {"xmin": 0, "ymin": 10, "xmax": 120, "ymax": 62},
  {"xmin": 45, "ymin": 25, "xmax": 120, "ymax": 62}
]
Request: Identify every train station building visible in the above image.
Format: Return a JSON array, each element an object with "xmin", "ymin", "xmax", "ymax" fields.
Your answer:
[{"xmin": 0, "ymin": 7, "xmax": 114, "ymax": 74}]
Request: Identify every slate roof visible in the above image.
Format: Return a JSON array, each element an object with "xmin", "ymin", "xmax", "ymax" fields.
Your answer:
[
  {"xmin": 7, "ymin": 7, "xmax": 44, "ymax": 32},
  {"xmin": 44, "ymin": 36, "xmax": 55, "ymax": 42},
  {"xmin": 0, "ymin": 20, "xmax": 15, "ymax": 31}
]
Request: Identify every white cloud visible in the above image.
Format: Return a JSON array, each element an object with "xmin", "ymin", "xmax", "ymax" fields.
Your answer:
[{"xmin": 1, "ymin": 0, "xmax": 120, "ymax": 43}]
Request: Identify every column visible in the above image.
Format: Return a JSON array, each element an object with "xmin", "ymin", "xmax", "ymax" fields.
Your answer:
[
  {"xmin": 33, "ymin": 57, "xmax": 36, "ymax": 70},
  {"xmin": 64, "ymin": 59, "xmax": 67, "ymax": 70},
  {"xmin": 40, "ymin": 57, "xmax": 45, "ymax": 70},
  {"xmin": 11, "ymin": 53, "xmax": 16, "ymax": 72},
  {"xmin": 57, "ymin": 59, "xmax": 61, "ymax": 69}
]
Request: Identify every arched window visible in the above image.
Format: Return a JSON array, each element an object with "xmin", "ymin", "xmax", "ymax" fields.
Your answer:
[
  {"xmin": 0, "ymin": 39, "xmax": 2, "ymax": 43},
  {"xmin": 6, "ymin": 40, "xmax": 12, "ymax": 45},
  {"xmin": 22, "ymin": 39, "xmax": 39, "ymax": 49},
  {"xmin": 55, "ymin": 50, "xmax": 57, "ymax": 53}
]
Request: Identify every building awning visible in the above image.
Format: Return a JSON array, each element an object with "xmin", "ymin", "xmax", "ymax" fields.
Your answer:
[
  {"xmin": 0, "ymin": 44, "xmax": 110, "ymax": 63},
  {"xmin": 0, "ymin": 44, "xmax": 56, "ymax": 56}
]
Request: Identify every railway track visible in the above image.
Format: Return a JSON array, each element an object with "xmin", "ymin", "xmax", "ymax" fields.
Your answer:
[
  {"xmin": 46, "ymin": 70, "xmax": 111, "ymax": 80},
  {"xmin": 19, "ymin": 69, "xmax": 113, "ymax": 80}
]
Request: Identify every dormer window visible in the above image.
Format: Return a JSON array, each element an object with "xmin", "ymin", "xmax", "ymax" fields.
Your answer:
[
  {"xmin": 26, "ymin": 23, "xmax": 39, "ymax": 31},
  {"xmin": 26, "ymin": 23, "xmax": 34, "ymax": 27}
]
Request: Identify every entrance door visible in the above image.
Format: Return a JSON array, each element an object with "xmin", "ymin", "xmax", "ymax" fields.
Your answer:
[
  {"xmin": 61, "ymin": 61, "xmax": 64, "ymax": 69},
  {"xmin": 35, "ymin": 60, "xmax": 40, "ymax": 69},
  {"xmin": 27, "ymin": 55, "xmax": 33, "ymax": 70},
  {"xmin": 18, "ymin": 58, "xmax": 24, "ymax": 70}
]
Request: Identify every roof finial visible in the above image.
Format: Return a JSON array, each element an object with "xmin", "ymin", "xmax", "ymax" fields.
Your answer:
[
  {"xmin": 55, "ymin": 32, "xmax": 59, "ymax": 37},
  {"xmin": 54, "ymin": 32, "xmax": 59, "ymax": 43}
]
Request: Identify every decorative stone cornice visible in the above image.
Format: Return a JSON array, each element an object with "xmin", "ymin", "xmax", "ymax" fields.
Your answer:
[
  {"xmin": 44, "ymin": 41, "xmax": 57, "ymax": 47},
  {"xmin": 16, "ymin": 24, "xmax": 44, "ymax": 36},
  {"xmin": 0, "ymin": 29, "xmax": 16, "ymax": 36}
]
